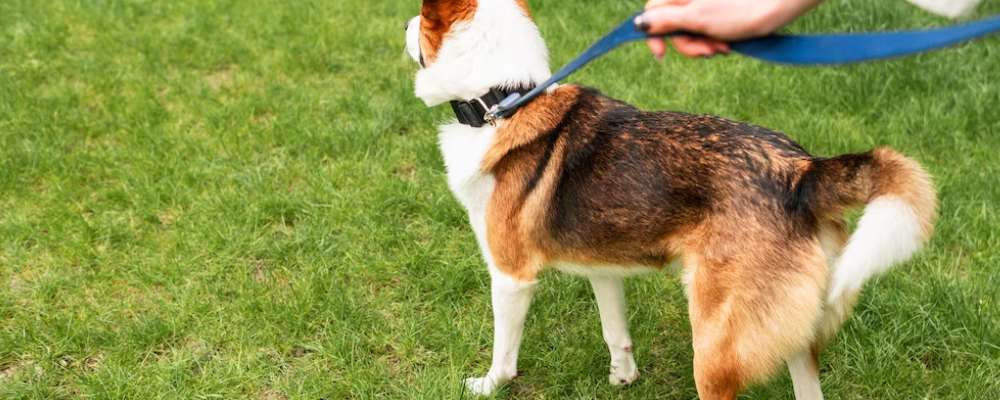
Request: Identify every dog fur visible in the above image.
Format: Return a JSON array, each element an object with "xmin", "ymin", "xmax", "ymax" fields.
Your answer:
[{"xmin": 405, "ymin": 1, "xmax": 938, "ymax": 398}]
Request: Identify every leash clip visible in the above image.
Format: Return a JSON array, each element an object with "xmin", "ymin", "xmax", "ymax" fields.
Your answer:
[
  {"xmin": 471, "ymin": 97, "xmax": 499, "ymax": 126},
  {"xmin": 484, "ymin": 92, "xmax": 523, "ymax": 125},
  {"xmin": 483, "ymin": 109, "xmax": 498, "ymax": 126}
]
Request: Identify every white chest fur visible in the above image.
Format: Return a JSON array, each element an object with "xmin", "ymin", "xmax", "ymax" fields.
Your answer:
[
  {"xmin": 438, "ymin": 123, "xmax": 496, "ymax": 213},
  {"xmin": 438, "ymin": 123, "xmax": 497, "ymax": 246}
]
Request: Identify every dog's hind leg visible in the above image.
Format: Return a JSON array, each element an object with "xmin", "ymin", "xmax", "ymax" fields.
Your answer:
[
  {"xmin": 589, "ymin": 276, "xmax": 639, "ymax": 386},
  {"xmin": 784, "ymin": 220, "xmax": 850, "ymax": 400},
  {"xmin": 685, "ymin": 236, "xmax": 828, "ymax": 400},
  {"xmin": 464, "ymin": 264, "xmax": 537, "ymax": 396},
  {"xmin": 788, "ymin": 349, "xmax": 823, "ymax": 400}
]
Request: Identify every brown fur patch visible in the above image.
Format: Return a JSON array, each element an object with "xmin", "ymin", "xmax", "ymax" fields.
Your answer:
[
  {"xmin": 420, "ymin": 0, "xmax": 478, "ymax": 64},
  {"xmin": 481, "ymin": 86, "xmax": 582, "ymax": 172},
  {"xmin": 482, "ymin": 87, "xmax": 580, "ymax": 281},
  {"xmin": 482, "ymin": 85, "xmax": 824, "ymax": 279}
]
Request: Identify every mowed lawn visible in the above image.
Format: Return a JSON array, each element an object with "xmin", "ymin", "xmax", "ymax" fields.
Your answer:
[{"xmin": 1, "ymin": 0, "xmax": 998, "ymax": 398}]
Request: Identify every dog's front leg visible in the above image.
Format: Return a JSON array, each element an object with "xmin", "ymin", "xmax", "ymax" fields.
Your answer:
[
  {"xmin": 590, "ymin": 276, "xmax": 640, "ymax": 386},
  {"xmin": 465, "ymin": 265, "xmax": 537, "ymax": 395}
]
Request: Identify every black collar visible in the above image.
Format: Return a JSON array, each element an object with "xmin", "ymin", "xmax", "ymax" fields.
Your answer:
[{"xmin": 450, "ymin": 86, "xmax": 534, "ymax": 128}]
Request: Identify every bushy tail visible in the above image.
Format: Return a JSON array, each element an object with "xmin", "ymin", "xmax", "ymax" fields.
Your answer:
[{"xmin": 802, "ymin": 147, "xmax": 938, "ymax": 305}]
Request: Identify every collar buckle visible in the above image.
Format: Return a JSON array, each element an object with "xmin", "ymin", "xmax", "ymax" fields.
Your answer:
[
  {"xmin": 471, "ymin": 98, "xmax": 499, "ymax": 127},
  {"xmin": 449, "ymin": 86, "xmax": 534, "ymax": 128}
]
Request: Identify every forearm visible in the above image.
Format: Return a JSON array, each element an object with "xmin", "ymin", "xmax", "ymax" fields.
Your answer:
[
  {"xmin": 758, "ymin": 0, "xmax": 825, "ymax": 36},
  {"xmin": 692, "ymin": 0, "xmax": 825, "ymax": 39},
  {"xmin": 642, "ymin": 0, "xmax": 826, "ymax": 41},
  {"xmin": 640, "ymin": 0, "xmax": 826, "ymax": 58}
]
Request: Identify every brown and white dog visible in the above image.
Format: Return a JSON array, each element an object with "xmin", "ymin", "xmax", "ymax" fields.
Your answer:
[{"xmin": 405, "ymin": 1, "xmax": 938, "ymax": 398}]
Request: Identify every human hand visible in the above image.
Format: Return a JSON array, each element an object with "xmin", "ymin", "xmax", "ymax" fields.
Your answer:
[{"xmin": 637, "ymin": 0, "xmax": 823, "ymax": 59}]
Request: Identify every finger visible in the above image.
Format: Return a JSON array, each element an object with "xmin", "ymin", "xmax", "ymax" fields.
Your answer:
[
  {"xmin": 685, "ymin": 37, "xmax": 727, "ymax": 57},
  {"xmin": 696, "ymin": 37, "xmax": 731, "ymax": 54},
  {"xmin": 672, "ymin": 36, "xmax": 717, "ymax": 58},
  {"xmin": 637, "ymin": 6, "xmax": 697, "ymax": 35},
  {"xmin": 711, "ymin": 40, "xmax": 731, "ymax": 54},
  {"xmin": 646, "ymin": 37, "xmax": 668, "ymax": 59}
]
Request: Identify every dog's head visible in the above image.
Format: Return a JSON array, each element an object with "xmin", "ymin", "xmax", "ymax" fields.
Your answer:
[{"xmin": 405, "ymin": 0, "xmax": 551, "ymax": 107}]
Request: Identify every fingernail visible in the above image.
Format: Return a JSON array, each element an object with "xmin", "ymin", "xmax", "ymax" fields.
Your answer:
[{"xmin": 634, "ymin": 15, "xmax": 650, "ymax": 32}]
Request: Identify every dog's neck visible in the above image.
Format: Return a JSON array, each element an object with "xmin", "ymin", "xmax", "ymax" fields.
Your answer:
[{"xmin": 415, "ymin": 0, "xmax": 551, "ymax": 107}]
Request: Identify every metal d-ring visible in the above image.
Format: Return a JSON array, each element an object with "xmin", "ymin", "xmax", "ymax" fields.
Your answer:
[{"xmin": 471, "ymin": 97, "xmax": 498, "ymax": 126}]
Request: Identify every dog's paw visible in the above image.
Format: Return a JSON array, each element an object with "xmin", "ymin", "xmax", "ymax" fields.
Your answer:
[
  {"xmin": 464, "ymin": 376, "xmax": 500, "ymax": 396},
  {"xmin": 608, "ymin": 360, "xmax": 639, "ymax": 386}
]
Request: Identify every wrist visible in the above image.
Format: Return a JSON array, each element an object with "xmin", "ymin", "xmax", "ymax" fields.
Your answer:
[{"xmin": 758, "ymin": 0, "xmax": 823, "ymax": 35}]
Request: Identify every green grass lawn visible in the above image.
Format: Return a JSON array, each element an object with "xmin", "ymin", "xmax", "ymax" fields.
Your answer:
[{"xmin": 1, "ymin": 0, "xmax": 998, "ymax": 398}]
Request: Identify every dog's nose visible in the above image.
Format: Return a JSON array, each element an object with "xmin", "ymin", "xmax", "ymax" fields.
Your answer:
[{"xmin": 403, "ymin": 21, "xmax": 409, "ymax": 31}]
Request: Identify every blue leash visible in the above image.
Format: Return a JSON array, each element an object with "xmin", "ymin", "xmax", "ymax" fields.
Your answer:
[{"xmin": 487, "ymin": 13, "xmax": 1000, "ymax": 121}]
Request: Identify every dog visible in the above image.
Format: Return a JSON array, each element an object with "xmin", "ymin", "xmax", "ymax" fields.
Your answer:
[{"xmin": 405, "ymin": 1, "xmax": 938, "ymax": 398}]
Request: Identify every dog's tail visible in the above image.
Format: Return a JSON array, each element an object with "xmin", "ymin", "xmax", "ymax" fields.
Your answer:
[{"xmin": 798, "ymin": 147, "xmax": 937, "ymax": 307}]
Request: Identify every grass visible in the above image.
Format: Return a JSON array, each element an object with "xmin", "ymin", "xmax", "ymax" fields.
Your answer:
[{"xmin": 1, "ymin": 0, "xmax": 998, "ymax": 398}]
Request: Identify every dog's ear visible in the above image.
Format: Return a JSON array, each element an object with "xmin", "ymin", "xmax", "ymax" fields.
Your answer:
[
  {"xmin": 420, "ymin": 0, "xmax": 477, "ymax": 28},
  {"xmin": 419, "ymin": 0, "xmax": 478, "ymax": 63}
]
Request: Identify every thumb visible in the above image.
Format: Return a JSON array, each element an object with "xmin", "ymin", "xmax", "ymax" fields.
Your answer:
[{"xmin": 636, "ymin": 5, "xmax": 700, "ymax": 36}]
